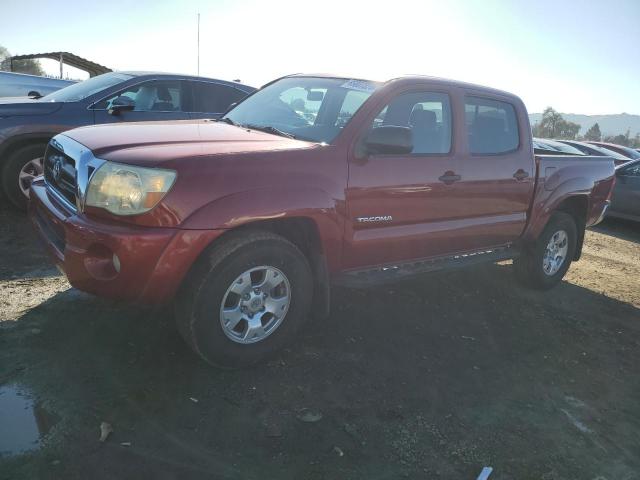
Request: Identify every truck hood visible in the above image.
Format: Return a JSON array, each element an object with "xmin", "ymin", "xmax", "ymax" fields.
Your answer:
[
  {"xmin": 62, "ymin": 120, "xmax": 317, "ymax": 166},
  {"xmin": 0, "ymin": 97, "xmax": 63, "ymax": 117}
]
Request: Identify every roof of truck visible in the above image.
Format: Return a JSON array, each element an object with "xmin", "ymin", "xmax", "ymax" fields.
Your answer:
[{"xmin": 285, "ymin": 73, "xmax": 521, "ymax": 100}]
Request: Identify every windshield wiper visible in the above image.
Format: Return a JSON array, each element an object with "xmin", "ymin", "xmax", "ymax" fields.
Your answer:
[
  {"xmin": 243, "ymin": 124, "xmax": 296, "ymax": 139},
  {"xmin": 217, "ymin": 117, "xmax": 237, "ymax": 126}
]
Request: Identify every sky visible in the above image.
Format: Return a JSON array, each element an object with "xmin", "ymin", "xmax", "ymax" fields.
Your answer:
[{"xmin": 2, "ymin": 0, "xmax": 639, "ymax": 114}]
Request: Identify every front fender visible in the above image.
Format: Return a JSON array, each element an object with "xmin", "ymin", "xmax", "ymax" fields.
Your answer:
[{"xmin": 181, "ymin": 186, "xmax": 345, "ymax": 271}]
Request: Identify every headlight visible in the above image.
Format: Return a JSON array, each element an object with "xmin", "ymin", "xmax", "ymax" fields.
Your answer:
[{"xmin": 85, "ymin": 162, "xmax": 176, "ymax": 215}]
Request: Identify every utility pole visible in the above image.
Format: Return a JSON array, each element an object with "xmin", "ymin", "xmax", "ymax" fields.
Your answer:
[{"xmin": 197, "ymin": 13, "xmax": 200, "ymax": 76}]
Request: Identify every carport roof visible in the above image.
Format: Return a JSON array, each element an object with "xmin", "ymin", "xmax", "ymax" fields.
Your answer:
[{"xmin": 9, "ymin": 52, "xmax": 111, "ymax": 77}]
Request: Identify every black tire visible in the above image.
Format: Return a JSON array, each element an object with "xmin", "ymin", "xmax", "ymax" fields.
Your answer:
[
  {"xmin": 175, "ymin": 230, "xmax": 313, "ymax": 368},
  {"xmin": 1, "ymin": 144, "xmax": 47, "ymax": 211},
  {"xmin": 514, "ymin": 212, "xmax": 577, "ymax": 290}
]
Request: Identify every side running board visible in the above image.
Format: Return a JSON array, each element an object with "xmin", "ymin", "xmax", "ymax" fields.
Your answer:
[{"xmin": 332, "ymin": 246, "xmax": 519, "ymax": 288}]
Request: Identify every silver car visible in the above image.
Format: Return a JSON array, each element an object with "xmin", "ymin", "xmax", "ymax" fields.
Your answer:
[{"xmin": 0, "ymin": 71, "xmax": 74, "ymax": 98}]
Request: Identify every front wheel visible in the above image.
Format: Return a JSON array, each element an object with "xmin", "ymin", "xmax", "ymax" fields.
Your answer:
[
  {"xmin": 1, "ymin": 144, "xmax": 46, "ymax": 210},
  {"xmin": 175, "ymin": 230, "xmax": 313, "ymax": 368},
  {"xmin": 514, "ymin": 212, "xmax": 577, "ymax": 290}
]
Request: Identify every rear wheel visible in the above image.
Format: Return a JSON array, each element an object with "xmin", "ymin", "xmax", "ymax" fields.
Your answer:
[
  {"xmin": 2, "ymin": 144, "xmax": 46, "ymax": 210},
  {"xmin": 175, "ymin": 230, "xmax": 313, "ymax": 368},
  {"xmin": 514, "ymin": 212, "xmax": 577, "ymax": 290}
]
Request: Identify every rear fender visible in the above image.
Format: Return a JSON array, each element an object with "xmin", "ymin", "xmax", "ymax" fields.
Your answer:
[{"xmin": 523, "ymin": 174, "xmax": 593, "ymax": 243}]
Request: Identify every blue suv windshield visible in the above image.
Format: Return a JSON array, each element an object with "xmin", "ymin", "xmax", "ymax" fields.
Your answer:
[{"xmin": 41, "ymin": 72, "xmax": 134, "ymax": 103}]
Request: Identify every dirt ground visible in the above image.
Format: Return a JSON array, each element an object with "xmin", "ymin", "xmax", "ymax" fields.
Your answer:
[{"xmin": 1, "ymin": 205, "xmax": 639, "ymax": 480}]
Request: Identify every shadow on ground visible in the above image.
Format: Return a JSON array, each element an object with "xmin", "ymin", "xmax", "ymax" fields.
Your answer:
[
  {"xmin": 2, "ymin": 261, "xmax": 639, "ymax": 479},
  {"xmin": 591, "ymin": 217, "xmax": 640, "ymax": 244}
]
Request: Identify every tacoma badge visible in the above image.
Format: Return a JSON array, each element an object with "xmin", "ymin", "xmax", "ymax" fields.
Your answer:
[{"xmin": 356, "ymin": 215, "xmax": 393, "ymax": 223}]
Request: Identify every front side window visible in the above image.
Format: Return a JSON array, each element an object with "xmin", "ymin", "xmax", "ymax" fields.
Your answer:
[
  {"xmin": 191, "ymin": 82, "xmax": 248, "ymax": 113},
  {"xmin": 224, "ymin": 77, "xmax": 379, "ymax": 143},
  {"xmin": 369, "ymin": 91, "xmax": 452, "ymax": 154},
  {"xmin": 93, "ymin": 80, "xmax": 184, "ymax": 112},
  {"xmin": 465, "ymin": 97, "xmax": 519, "ymax": 154}
]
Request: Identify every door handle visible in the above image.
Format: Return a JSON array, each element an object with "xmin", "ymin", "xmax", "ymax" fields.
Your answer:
[
  {"xmin": 438, "ymin": 171, "xmax": 461, "ymax": 185},
  {"xmin": 513, "ymin": 169, "xmax": 529, "ymax": 181}
]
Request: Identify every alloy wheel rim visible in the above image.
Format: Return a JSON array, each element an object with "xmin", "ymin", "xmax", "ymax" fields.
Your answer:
[
  {"xmin": 18, "ymin": 157, "xmax": 44, "ymax": 199},
  {"xmin": 219, "ymin": 266, "xmax": 291, "ymax": 344},
  {"xmin": 542, "ymin": 230, "xmax": 568, "ymax": 276}
]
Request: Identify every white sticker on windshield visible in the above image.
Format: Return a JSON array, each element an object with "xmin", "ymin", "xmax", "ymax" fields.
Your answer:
[{"xmin": 340, "ymin": 79, "xmax": 377, "ymax": 93}]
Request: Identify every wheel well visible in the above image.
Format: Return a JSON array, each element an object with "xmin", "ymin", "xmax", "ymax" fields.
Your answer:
[
  {"xmin": 1, "ymin": 137, "xmax": 49, "ymax": 164},
  {"xmin": 555, "ymin": 196, "xmax": 588, "ymax": 261},
  {"xmin": 205, "ymin": 217, "xmax": 331, "ymax": 319}
]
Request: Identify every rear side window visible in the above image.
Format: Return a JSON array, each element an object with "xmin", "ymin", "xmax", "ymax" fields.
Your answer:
[
  {"xmin": 465, "ymin": 97, "xmax": 519, "ymax": 154},
  {"xmin": 370, "ymin": 91, "xmax": 452, "ymax": 154},
  {"xmin": 191, "ymin": 82, "xmax": 248, "ymax": 113}
]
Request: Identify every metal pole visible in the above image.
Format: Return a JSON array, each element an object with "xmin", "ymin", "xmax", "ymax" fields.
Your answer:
[
  {"xmin": 60, "ymin": 53, "xmax": 63, "ymax": 78},
  {"xmin": 197, "ymin": 13, "xmax": 200, "ymax": 76}
]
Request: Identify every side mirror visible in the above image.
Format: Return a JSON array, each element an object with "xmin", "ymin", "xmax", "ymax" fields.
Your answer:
[
  {"xmin": 363, "ymin": 126, "xmax": 413, "ymax": 155},
  {"xmin": 108, "ymin": 104, "xmax": 135, "ymax": 115},
  {"xmin": 107, "ymin": 96, "xmax": 135, "ymax": 115}
]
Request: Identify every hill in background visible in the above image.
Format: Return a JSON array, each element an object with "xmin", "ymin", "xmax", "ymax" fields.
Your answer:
[{"xmin": 529, "ymin": 113, "xmax": 640, "ymax": 137}]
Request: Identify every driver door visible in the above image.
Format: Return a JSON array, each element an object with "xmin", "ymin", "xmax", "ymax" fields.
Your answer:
[
  {"xmin": 344, "ymin": 89, "xmax": 465, "ymax": 269},
  {"xmin": 91, "ymin": 79, "xmax": 191, "ymax": 124}
]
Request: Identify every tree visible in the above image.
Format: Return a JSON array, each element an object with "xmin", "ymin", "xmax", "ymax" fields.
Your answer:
[
  {"xmin": 557, "ymin": 120, "xmax": 581, "ymax": 140},
  {"xmin": 584, "ymin": 123, "xmax": 602, "ymax": 141},
  {"xmin": 532, "ymin": 107, "xmax": 581, "ymax": 140},
  {"xmin": 604, "ymin": 129, "xmax": 631, "ymax": 146},
  {"xmin": 0, "ymin": 45, "xmax": 44, "ymax": 76}
]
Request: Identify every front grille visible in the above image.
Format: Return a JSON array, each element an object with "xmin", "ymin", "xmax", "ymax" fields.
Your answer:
[{"xmin": 44, "ymin": 145, "xmax": 77, "ymax": 207}]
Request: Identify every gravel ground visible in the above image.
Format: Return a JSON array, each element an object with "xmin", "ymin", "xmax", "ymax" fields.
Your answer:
[{"xmin": 1, "ymin": 205, "xmax": 639, "ymax": 480}]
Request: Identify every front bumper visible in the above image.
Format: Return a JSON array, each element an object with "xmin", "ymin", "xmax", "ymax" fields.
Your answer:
[{"xmin": 28, "ymin": 179, "xmax": 224, "ymax": 304}]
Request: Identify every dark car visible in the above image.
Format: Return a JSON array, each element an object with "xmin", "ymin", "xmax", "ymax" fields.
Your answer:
[
  {"xmin": 608, "ymin": 159, "xmax": 640, "ymax": 222},
  {"xmin": 557, "ymin": 140, "xmax": 631, "ymax": 165},
  {"xmin": 0, "ymin": 71, "xmax": 255, "ymax": 209},
  {"xmin": 532, "ymin": 138, "xmax": 585, "ymax": 156},
  {"xmin": 587, "ymin": 141, "xmax": 640, "ymax": 161}
]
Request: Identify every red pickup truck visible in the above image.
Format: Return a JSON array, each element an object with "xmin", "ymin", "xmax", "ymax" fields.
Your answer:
[{"xmin": 29, "ymin": 74, "xmax": 615, "ymax": 367}]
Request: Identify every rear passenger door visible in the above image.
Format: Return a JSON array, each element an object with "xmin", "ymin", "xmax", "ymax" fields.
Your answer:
[
  {"xmin": 455, "ymin": 95, "xmax": 534, "ymax": 250},
  {"xmin": 188, "ymin": 81, "xmax": 249, "ymax": 119},
  {"xmin": 91, "ymin": 79, "xmax": 191, "ymax": 124}
]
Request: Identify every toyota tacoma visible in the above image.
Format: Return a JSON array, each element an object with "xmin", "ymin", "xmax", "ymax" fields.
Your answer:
[{"xmin": 29, "ymin": 74, "xmax": 616, "ymax": 367}]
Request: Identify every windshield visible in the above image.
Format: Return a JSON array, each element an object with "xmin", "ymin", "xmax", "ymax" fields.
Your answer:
[
  {"xmin": 620, "ymin": 146, "xmax": 640, "ymax": 159},
  {"xmin": 41, "ymin": 72, "xmax": 134, "ymax": 102},
  {"xmin": 590, "ymin": 144, "xmax": 629, "ymax": 160},
  {"xmin": 223, "ymin": 76, "xmax": 379, "ymax": 143},
  {"xmin": 548, "ymin": 140, "xmax": 585, "ymax": 155}
]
